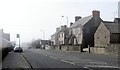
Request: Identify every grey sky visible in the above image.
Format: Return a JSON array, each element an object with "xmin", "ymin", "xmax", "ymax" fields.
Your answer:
[{"xmin": 0, "ymin": 0, "xmax": 119, "ymax": 43}]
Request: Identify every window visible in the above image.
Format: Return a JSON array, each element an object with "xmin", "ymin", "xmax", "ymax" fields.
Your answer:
[{"xmin": 62, "ymin": 33, "xmax": 63, "ymax": 37}]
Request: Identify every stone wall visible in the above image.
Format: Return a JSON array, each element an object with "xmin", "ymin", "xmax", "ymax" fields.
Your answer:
[
  {"xmin": 105, "ymin": 44, "xmax": 120, "ymax": 55},
  {"xmin": 90, "ymin": 44, "xmax": 120, "ymax": 55},
  {"xmin": 90, "ymin": 47, "xmax": 105, "ymax": 54},
  {"xmin": 68, "ymin": 45, "xmax": 81, "ymax": 51},
  {"xmin": 50, "ymin": 45, "xmax": 82, "ymax": 51}
]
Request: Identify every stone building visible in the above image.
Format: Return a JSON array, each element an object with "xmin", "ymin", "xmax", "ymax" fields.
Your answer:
[
  {"xmin": 58, "ymin": 27, "xmax": 69, "ymax": 45},
  {"xmin": 68, "ymin": 10, "xmax": 103, "ymax": 47},
  {"xmin": 51, "ymin": 27, "xmax": 60, "ymax": 45},
  {"xmin": 94, "ymin": 21, "xmax": 120, "ymax": 47},
  {"xmin": 51, "ymin": 25, "xmax": 68, "ymax": 46}
]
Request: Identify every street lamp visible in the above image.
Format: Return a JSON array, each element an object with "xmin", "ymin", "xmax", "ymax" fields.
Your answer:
[
  {"xmin": 62, "ymin": 16, "xmax": 68, "ymax": 26},
  {"xmin": 40, "ymin": 30, "xmax": 45, "ymax": 40}
]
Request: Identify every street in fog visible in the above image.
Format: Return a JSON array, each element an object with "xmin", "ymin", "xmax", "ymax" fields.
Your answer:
[{"xmin": 2, "ymin": 49, "xmax": 119, "ymax": 70}]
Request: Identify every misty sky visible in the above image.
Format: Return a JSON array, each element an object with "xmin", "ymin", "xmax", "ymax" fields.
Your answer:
[{"xmin": 0, "ymin": 0, "xmax": 119, "ymax": 43}]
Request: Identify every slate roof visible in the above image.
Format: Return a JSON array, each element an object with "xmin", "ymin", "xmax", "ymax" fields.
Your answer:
[
  {"xmin": 104, "ymin": 22, "xmax": 120, "ymax": 33},
  {"xmin": 51, "ymin": 28, "xmax": 67, "ymax": 36},
  {"xmin": 69, "ymin": 15, "xmax": 93, "ymax": 28}
]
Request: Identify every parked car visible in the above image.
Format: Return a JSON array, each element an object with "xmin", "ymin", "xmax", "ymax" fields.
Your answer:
[{"xmin": 14, "ymin": 46, "xmax": 23, "ymax": 52}]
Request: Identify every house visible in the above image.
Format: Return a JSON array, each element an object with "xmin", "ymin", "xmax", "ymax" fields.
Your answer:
[
  {"xmin": 68, "ymin": 22, "xmax": 83, "ymax": 45},
  {"xmin": 94, "ymin": 21, "xmax": 120, "ymax": 47},
  {"xmin": 68, "ymin": 10, "xmax": 103, "ymax": 47},
  {"xmin": 58, "ymin": 25, "xmax": 69, "ymax": 45},
  {"xmin": 51, "ymin": 27, "xmax": 60, "ymax": 46},
  {"xmin": 51, "ymin": 25, "xmax": 68, "ymax": 46}
]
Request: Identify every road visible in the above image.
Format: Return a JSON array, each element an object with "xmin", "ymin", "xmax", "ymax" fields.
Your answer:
[{"xmin": 1, "ymin": 49, "xmax": 119, "ymax": 70}]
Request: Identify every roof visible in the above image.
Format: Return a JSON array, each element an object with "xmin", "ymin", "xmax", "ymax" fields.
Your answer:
[
  {"xmin": 104, "ymin": 22, "xmax": 120, "ymax": 33},
  {"xmin": 51, "ymin": 28, "xmax": 67, "ymax": 36},
  {"xmin": 51, "ymin": 29, "xmax": 61, "ymax": 36},
  {"xmin": 69, "ymin": 15, "xmax": 93, "ymax": 28}
]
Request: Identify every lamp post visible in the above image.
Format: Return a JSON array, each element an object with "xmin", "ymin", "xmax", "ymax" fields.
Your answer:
[
  {"xmin": 40, "ymin": 30, "xmax": 45, "ymax": 40},
  {"xmin": 62, "ymin": 16, "xmax": 68, "ymax": 26},
  {"xmin": 114, "ymin": 12, "xmax": 117, "ymax": 18}
]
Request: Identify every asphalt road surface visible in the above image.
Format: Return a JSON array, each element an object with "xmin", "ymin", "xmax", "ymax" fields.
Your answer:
[{"xmin": 1, "ymin": 49, "xmax": 119, "ymax": 70}]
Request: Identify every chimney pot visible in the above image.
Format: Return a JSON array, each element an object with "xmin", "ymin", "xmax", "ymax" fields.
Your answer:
[
  {"xmin": 70, "ymin": 22, "xmax": 73, "ymax": 26},
  {"xmin": 75, "ymin": 16, "xmax": 81, "ymax": 22},
  {"xmin": 56, "ymin": 27, "xmax": 60, "ymax": 32},
  {"xmin": 61, "ymin": 25, "xmax": 67, "ymax": 30}
]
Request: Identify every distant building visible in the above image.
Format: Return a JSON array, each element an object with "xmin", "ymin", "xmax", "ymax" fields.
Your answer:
[
  {"xmin": 114, "ymin": 18, "xmax": 120, "ymax": 23},
  {"xmin": 118, "ymin": 1, "xmax": 120, "ymax": 18},
  {"xmin": 0, "ymin": 29, "xmax": 3, "ymax": 37},
  {"xmin": 0, "ymin": 29, "xmax": 10, "ymax": 41},
  {"xmin": 40, "ymin": 40, "xmax": 52, "ymax": 49},
  {"xmin": 4, "ymin": 33, "xmax": 10, "ymax": 41}
]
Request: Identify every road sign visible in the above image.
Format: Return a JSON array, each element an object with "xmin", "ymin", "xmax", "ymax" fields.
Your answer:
[{"xmin": 17, "ymin": 34, "xmax": 20, "ymax": 38}]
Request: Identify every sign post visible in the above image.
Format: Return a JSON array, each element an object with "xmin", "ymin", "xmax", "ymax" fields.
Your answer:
[{"xmin": 17, "ymin": 34, "xmax": 20, "ymax": 48}]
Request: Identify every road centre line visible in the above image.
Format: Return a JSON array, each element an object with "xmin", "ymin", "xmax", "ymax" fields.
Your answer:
[{"xmin": 49, "ymin": 55, "xmax": 76, "ymax": 65}]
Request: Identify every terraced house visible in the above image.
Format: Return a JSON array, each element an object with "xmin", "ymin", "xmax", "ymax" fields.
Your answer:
[{"xmin": 51, "ymin": 25, "xmax": 68, "ymax": 49}]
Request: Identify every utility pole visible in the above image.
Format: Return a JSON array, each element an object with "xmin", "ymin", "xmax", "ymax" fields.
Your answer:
[
  {"xmin": 40, "ymin": 30, "xmax": 45, "ymax": 40},
  {"xmin": 62, "ymin": 16, "xmax": 68, "ymax": 26},
  {"xmin": 114, "ymin": 12, "xmax": 118, "ymax": 18}
]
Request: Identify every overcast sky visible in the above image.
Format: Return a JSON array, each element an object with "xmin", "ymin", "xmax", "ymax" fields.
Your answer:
[{"xmin": 0, "ymin": 0, "xmax": 119, "ymax": 43}]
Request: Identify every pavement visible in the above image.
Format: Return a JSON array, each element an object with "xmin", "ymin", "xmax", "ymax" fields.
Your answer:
[
  {"xmin": 1, "ymin": 49, "xmax": 120, "ymax": 70},
  {"xmin": 2, "ymin": 52, "xmax": 30, "ymax": 68}
]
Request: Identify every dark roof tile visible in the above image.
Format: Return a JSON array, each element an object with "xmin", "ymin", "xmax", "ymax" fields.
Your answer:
[
  {"xmin": 69, "ymin": 15, "xmax": 93, "ymax": 28},
  {"xmin": 104, "ymin": 22, "xmax": 120, "ymax": 33}
]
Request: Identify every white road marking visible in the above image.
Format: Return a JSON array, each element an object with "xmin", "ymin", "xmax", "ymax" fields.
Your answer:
[
  {"xmin": 49, "ymin": 56, "xmax": 57, "ymax": 59},
  {"xmin": 60, "ymin": 60, "xmax": 76, "ymax": 65},
  {"xmin": 89, "ymin": 61, "xmax": 107, "ymax": 64},
  {"xmin": 49, "ymin": 56, "xmax": 76, "ymax": 65},
  {"xmin": 85, "ymin": 65, "xmax": 119, "ymax": 68}
]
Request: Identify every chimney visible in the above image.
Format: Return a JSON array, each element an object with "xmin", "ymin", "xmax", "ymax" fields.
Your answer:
[
  {"xmin": 70, "ymin": 22, "xmax": 73, "ymax": 26},
  {"xmin": 61, "ymin": 25, "xmax": 67, "ymax": 30},
  {"xmin": 92, "ymin": 10, "xmax": 100, "ymax": 17},
  {"xmin": 56, "ymin": 27, "xmax": 60, "ymax": 32},
  {"xmin": 75, "ymin": 16, "xmax": 81, "ymax": 22}
]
